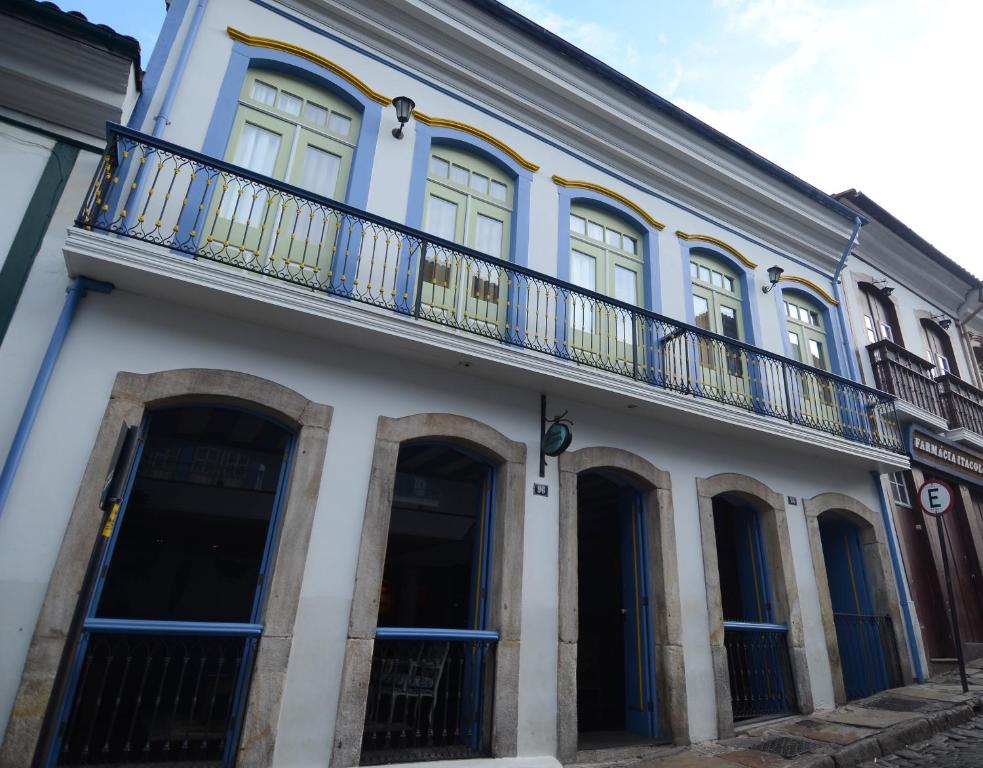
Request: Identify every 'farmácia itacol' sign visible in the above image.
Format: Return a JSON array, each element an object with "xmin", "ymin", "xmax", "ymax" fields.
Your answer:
[{"xmin": 911, "ymin": 429, "xmax": 983, "ymax": 486}]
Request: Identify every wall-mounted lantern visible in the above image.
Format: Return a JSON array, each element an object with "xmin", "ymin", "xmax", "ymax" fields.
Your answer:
[
  {"xmin": 871, "ymin": 279, "xmax": 894, "ymax": 298},
  {"xmin": 931, "ymin": 314, "xmax": 953, "ymax": 330},
  {"xmin": 391, "ymin": 96, "xmax": 416, "ymax": 139},
  {"xmin": 761, "ymin": 265, "xmax": 784, "ymax": 293}
]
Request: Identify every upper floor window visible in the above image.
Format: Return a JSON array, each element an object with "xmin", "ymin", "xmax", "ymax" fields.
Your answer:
[
  {"xmin": 785, "ymin": 294, "xmax": 830, "ymax": 371},
  {"xmin": 922, "ymin": 319, "xmax": 958, "ymax": 378},
  {"xmin": 859, "ymin": 282, "xmax": 902, "ymax": 346},
  {"xmin": 421, "ymin": 147, "xmax": 514, "ymax": 326},
  {"xmin": 888, "ymin": 471, "xmax": 912, "ymax": 507},
  {"xmin": 690, "ymin": 254, "xmax": 743, "ymax": 341}
]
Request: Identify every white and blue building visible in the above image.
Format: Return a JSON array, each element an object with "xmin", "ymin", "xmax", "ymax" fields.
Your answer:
[{"xmin": 0, "ymin": 1, "xmax": 955, "ymax": 766}]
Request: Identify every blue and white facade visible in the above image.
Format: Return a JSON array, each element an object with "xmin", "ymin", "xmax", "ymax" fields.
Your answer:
[{"xmin": 0, "ymin": 2, "xmax": 941, "ymax": 767}]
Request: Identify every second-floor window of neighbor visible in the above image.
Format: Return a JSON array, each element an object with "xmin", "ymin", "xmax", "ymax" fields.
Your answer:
[
  {"xmin": 568, "ymin": 205, "xmax": 643, "ymax": 345},
  {"xmin": 213, "ymin": 71, "xmax": 360, "ymax": 276},
  {"xmin": 861, "ymin": 284, "xmax": 898, "ymax": 344},
  {"xmin": 422, "ymin": 148, "xmax": 513, "ymax": 327},
  {"xmin": 924, "ymin": 322, "xmax": 954, "ymax": 378},
  {"xmin": 691, "ymin": 254, "xmax": 743, "ymax": 341},
  {"xmin": 785, "ymin": 295, "xmax": 831, "ymax": 371}
]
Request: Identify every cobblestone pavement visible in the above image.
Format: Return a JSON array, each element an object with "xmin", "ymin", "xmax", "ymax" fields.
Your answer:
[{"xmin": 856, "ymin": 714, "xmax": 983, "ymax": 767}]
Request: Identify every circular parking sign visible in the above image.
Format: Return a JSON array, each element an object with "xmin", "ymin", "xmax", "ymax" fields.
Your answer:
[{"xmin": 918, "ymin": 480, "xmax": 954, "ymax": 517}]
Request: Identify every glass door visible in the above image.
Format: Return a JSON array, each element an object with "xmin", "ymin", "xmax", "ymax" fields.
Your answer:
[{"xmin": 690, "ymin": 255, "xmax": 747, "ymax": 402}]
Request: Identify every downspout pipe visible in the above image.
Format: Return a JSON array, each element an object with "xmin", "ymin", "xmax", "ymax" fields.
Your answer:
[
  {"xmin": 0, "ymin": 277, "xmax": 113, "ymax": 520},
  {"xmin": 871, "ymin": 469, "xmax": 926, "ymax": 682},
  {"xmin": 152, "ymin": 0, "xmax": 208, "ymax": 137},
  {"xmin": 832, "ymin": 215, "xmax": 863, "ymax": 382}
]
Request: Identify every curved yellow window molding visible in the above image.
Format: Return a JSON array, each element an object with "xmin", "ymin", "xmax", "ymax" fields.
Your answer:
[
  {"xmin": 552, "ymin": 175, "xmax": 665, "ymax": 230},
  {"xmin": 413, "ymin": 111, "xmax": 540, "ymax": 172},
  {"xmin": 778, "ymin": 275, "xmax": 838, "ymax": 305},
  {"xmin": 227, "ymin": 27, "xmax": 391, "ymax": 105},
  {"xmin": 675, "ymin": 231, "xmax": 757, "ymax": 269}
]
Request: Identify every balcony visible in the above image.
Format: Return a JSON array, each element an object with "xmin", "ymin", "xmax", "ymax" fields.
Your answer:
[
  {"xmin": 868, "ymin": 341, "xmax": 983, "ymax": 447},
  {"xmin": 867, "ymin": 340, "xmax": 948, "ymax": 430},
  {"xmin": 69, "ymin": 125, "xmax": 903, "ymax": 458}
]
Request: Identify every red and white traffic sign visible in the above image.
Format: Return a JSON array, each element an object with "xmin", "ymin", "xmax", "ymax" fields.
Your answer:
[{"xmin": 918, "ymin": 479, "xmax": 954, "ymax": 517}]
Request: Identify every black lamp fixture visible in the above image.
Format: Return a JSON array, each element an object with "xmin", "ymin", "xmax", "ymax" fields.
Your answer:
[
  {"xmin": 871, "ymin": 279, "xmax": 894, "ymax": 298},
  {"xmin": 761, "ymin": 265, "xmax": 784, "ymax": 293},
  {"xmin": 391, "ymin": 96, "xmax": 415, "ymax": 139},
  {"xmin": 931, "ymin": 314, "xmax": 953, "ymax": 330}
]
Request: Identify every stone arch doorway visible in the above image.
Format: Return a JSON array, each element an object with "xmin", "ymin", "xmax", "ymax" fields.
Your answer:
[
  {"xmin": 557, "ymin": 447, "xmax": 686, "ymax": 762},
  {"xmin": 697, "ymin": 473, "xmax": 810, "ymax": 738},
  {"xmin": 332, "ymin": 414, "xmax": 526, "ymax": 768},
  {"xmin": 804, "ymin": 492, "xmax": 912, "ymax": 704},
  {"xmin": 0, "ymin": 369, "xmax": 332, "ymax": 766}
]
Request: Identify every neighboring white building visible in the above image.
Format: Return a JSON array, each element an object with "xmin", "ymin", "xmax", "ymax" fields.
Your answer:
[
  {"xmin": 834, "ymin": 189, "xmax": 983, "ymax": 684},
  {"xmin": 0, "ymin": 2, "xmax": 929, "ymax": 767}
]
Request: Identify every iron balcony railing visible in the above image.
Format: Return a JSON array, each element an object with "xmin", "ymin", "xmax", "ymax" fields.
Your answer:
[
  {"xmin": 362, "ymin": 629, "xmax": 497, "ymax": 765},
  {"xmin": 833, "ymin": 613, "xmax": 903, "ymax": 702},
  {"xmin": 723, "ymin": 621, "xmax": 798, "ymax": 721},
  {"xmin": 55, "ymin": 621, "xmax": 256, "ymax": 766},
  {"xmin": 77, "ymin": 124, "xmax": 902, "ymax": 452}
]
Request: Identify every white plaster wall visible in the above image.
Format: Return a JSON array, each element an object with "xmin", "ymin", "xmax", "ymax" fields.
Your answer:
[
  {"xmin": 0, "ymin": 285, "xmax": 881, "ymax": 757},
  {"xmin": 0, "ymin": 124, "xmax": 53, "ymax": 272}
]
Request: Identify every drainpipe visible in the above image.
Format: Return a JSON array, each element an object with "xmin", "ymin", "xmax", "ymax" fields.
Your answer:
[
  {"xmin": 871, "ymin": 470, "xmax": 926, "ymax": 682},
  {"xmin": 152, "ymin": 0, "xmax": 208, "ymax": 137},
  {"xmin": 832, "ymin": 216, "xmax": 863, "ymax": 382},
  {"xmin": 0, "ymin": 278, "xmax": 113, "ymax": 520}
]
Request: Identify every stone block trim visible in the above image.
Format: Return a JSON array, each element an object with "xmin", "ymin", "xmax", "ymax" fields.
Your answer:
[
  {"xmin": 0, "ymin": 369, "xmax": 332, "ymax": 766},
  {"xmin": 803, "ymin": 492, "xmax": 915, "ymax": 705},
  {"xmin": 556, "ymin": 446, "xmax": 688, "ymax": 761},
  {"xmin": 696, "ymin": 472, "xmax": 811, "ymax": 739},
  {"xmin": 331, "ymin": 413, "xmax": 527, "ymax": 768}
]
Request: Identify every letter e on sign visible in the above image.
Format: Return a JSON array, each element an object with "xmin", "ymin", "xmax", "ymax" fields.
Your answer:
[{"xmin": 917, "ymin": 479, "xmax": 954, "ymax": 517}]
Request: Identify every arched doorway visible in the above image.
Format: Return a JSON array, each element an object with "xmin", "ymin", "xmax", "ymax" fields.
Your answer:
[
  {"xmin": 576, "ymin": 471, "xmax": 657, "ymax": 746},
  {"xmin": 804, "ymin": 493, "xmax": 912, "ymax": 705},
  {"xmin": 818, "ymin": 513, "xmax": 902, "ymax": 700},
  {"xmin": 362, "ymin": 442, "xmax": 496, "ymax": 764},
  {"xmin": 697, "ymin": 474, "xmax": 809, "ymax": 737},
  {"xmin": 50, "ymin": 405, "xmax": 294, "ymax": 764},
  {"xmin": 333, "ymin": 414, "xmax": 526, "ymax": 768},
  {"xmin": 557, "ymin": 448, "xmax": 686, "ymax": 761}
]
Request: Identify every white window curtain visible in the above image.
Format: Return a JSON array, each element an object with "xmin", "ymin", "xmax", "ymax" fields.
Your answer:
[
  {"xmin": 222, "ymin": 123, "xmax": 281, "ymax": 223},
  {"xmin": 614, "ymin": 265, "xmax": 636, "ymax": 340},
  {"xmin": 570, "ymin": 249, "xmax": 596, "ymax": 332},
  {"xmin": 299, "ymin": 146, "xmax": 341, "ymax": 200},
  {"xmin": 474, "ymin": 214, "xmax": 503, "ymax": 260},
  {"xmin": 426, "ymin": 195, "xmax": 458, "ymax": 242}
]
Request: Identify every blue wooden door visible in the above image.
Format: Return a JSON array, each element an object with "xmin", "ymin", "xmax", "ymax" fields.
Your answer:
[
  {"xmin": 733, "ymin": 504, "xmax": 772, "ymax": 622},
  {"xmin": 619, "ymin": 493, "xmax": 658, "ymax": 739},
  {"xmin": 820, "ymin": 518, "xmax": 890, "ymax": 699}
]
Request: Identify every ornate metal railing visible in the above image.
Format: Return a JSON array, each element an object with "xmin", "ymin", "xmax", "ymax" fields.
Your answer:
[
  {"xmin": 362, "ymin": 631, "xmax": 496, "ymax": 765},
  {"xmin": 833, "ymin": 613, "xmax": 903, "ymax": 702},
  {"xmin": 723, "ymin": 622, "xmax": 798, "ymax": 721},
  {"xmin": 76, "ymin": 124, "xmax": 902, "ymax": 452},
  {"xmin": 55, "ymin": 624, "xmax": 253, "ymax": 765},
  {"xmin": 868, "ymin": 340, "xmax": 945, "ymax": 419},
  {"xmin": 937, "ymin": 374, "xmax": 983, "ymax": 437}
]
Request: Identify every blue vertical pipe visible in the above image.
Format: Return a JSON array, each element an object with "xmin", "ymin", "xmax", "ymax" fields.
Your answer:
[
  {"xmin": 0, "ymin": 278, "xmax": 112, "ymax": 519},
  {"xmin": 152, "ymin": 0, "xmax": 208, "ymax": 137},
  {"xmin": 832, "ymin": 216, "xmax": 863, "ymax": 382},
  {"xmin": 870, "ymin": 470, "xmax": 925, "ymax": 682}
]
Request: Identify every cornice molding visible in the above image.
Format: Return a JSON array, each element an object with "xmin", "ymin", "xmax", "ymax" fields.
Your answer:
[
  {"xmin": 779, "ymin": 275, "xmax": 838, "ymax": 305},
  {"xmin": 226, "ymin": 27, "xmax": 391, "ymax": 105},
  {"xmin": 414, "ymin": 111, "xmax": 539, "ymax": 171},
  {"xmin": 552, "ymin": 175, "xmax": 665, "ymax": 230},
  {"xmin": 675, "ymin": 231, "xmax": 757, "ymax": 269}
]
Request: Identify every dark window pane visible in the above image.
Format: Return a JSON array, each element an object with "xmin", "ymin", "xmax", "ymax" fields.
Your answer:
[{"xmin": 96, "ymin": 407, "xmax": 290, "ymax": 623}]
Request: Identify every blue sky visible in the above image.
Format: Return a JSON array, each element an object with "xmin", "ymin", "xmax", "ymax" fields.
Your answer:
[{"xmin": 67, "ymin": 0, "xmax": 982, "ymax": 275}]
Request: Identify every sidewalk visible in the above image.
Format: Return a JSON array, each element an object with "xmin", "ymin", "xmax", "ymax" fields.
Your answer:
[{"xmin": 626, "ymin": 662, "xmax": 983, "ymax": 768}]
